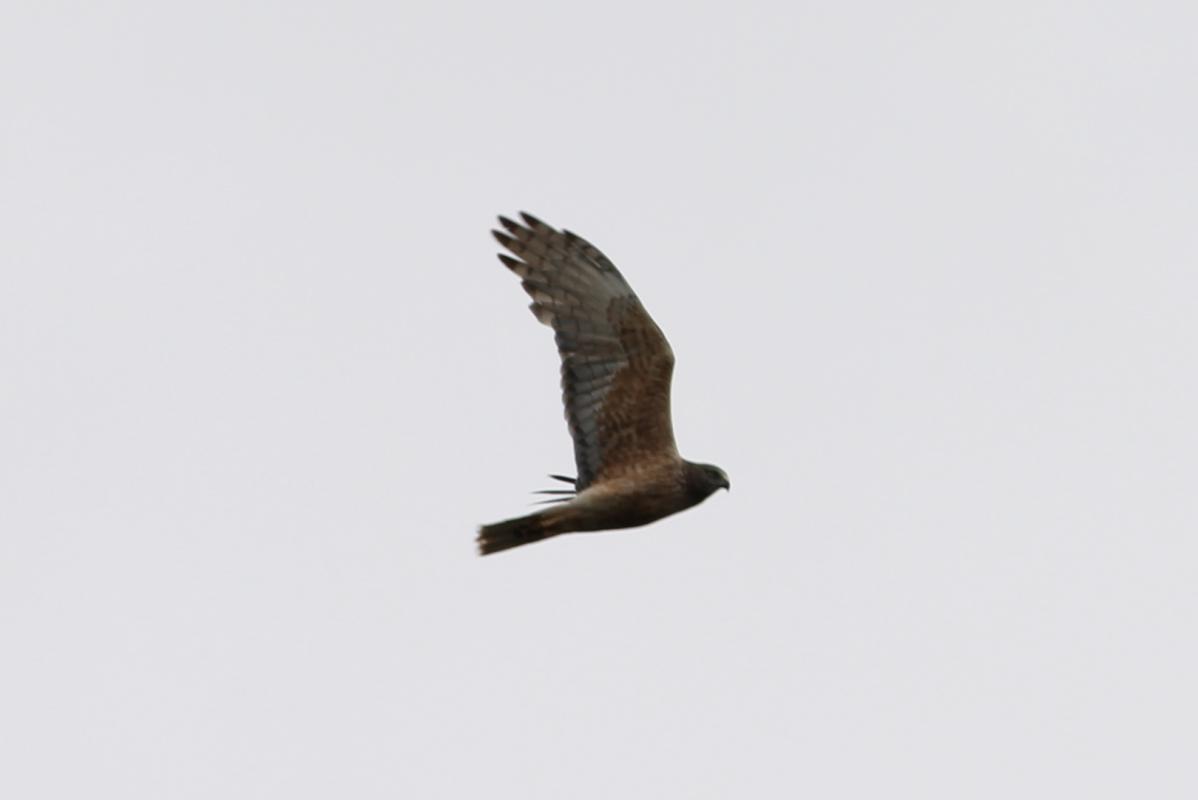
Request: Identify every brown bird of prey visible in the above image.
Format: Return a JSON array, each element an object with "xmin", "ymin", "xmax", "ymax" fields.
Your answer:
[{"xmin": 477, "ymin": 213, "xmax": 729, "ymax": 555}]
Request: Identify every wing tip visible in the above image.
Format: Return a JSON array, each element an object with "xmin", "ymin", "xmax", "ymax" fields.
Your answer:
[
  {"xmin": 519, "ymin": 211, "xmax": 548, "ymax": 230},
  {"xmin": 497, "ymin": 215, "xmax": 525, "ymax": 237},
  {"xmin": 497, "ymin": 252, "xmax": 525, "ymax": 272},
  {"xmin": 492, "ymin": 229, "xmax": 520, "ymax": 252}
]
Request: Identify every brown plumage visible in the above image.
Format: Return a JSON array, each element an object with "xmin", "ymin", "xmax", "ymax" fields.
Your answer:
[{"xmin": 477, "ymin": 212, "xmax": 729, "ymax": 555}]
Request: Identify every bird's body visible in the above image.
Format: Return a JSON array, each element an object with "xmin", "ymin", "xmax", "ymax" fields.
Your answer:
[{"xmin": 477, "ymin": 213, "xmax": 728, "ymax": 555}]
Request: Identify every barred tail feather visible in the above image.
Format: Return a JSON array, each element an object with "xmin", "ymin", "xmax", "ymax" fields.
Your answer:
[{"xmin": 477, "ymin": 510, "xmax": 564, "ymax": 556}]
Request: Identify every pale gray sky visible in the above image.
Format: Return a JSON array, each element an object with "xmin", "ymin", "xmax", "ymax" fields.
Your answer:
[{"xmin": 2, "ymin": 2, "xmax": 1195, "ymax": 797}]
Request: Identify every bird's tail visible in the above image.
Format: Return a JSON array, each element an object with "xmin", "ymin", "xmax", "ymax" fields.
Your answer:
[{"xmin": 477, "ymin": 508, "xmax": 571, "ymax": 556}]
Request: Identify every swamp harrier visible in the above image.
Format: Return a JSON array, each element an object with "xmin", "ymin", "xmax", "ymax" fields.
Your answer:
[{"xmin": 477, "ymin": 213, "xmax": 728, "ymax": 555}]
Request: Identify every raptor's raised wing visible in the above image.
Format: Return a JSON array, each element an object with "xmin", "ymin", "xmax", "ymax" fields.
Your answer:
[{"xmin": 493, "ymin": 213, "xmax": 678, "ymax": 490}]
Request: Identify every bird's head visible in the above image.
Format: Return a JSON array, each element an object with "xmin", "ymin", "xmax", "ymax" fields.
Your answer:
[{"xmin": 685, "ymin": 461, "xmax": 731, "ymax": 500}]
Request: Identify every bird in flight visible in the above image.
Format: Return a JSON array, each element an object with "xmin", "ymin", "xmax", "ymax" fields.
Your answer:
[{"xmin": 477, "ymin": 213, "xmax": 729, "ymax": 555}]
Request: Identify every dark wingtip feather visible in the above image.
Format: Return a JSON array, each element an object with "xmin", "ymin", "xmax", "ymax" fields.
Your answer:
[
  {"xmin": 520, "ymin": 211, "xmax": 547, "ymax": 229},
  {"xmin": 549, "ymin": 474, "xmax": 577, "ymax": 485},
  {"xmin": 492, "ymin": 230, "xmax": 521, "ymax": 253},
  {"xmin": 497, "ymin": 215, "xmax": 523, "ymax": 235}
]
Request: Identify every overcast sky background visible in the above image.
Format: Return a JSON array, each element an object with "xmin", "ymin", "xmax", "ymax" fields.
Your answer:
[{"xmin": 2, "ymin": 2, "xmax": 1195, "ymax": 797}]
